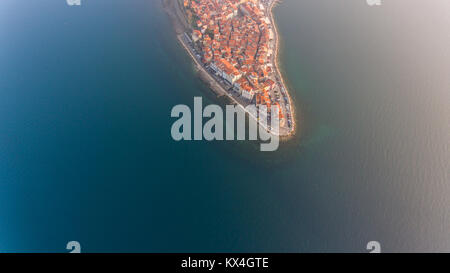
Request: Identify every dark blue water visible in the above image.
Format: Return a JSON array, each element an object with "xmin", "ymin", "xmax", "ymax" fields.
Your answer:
[{"xmin": 0, "ymin": 0, "xmax": 448, "ymax": 252}]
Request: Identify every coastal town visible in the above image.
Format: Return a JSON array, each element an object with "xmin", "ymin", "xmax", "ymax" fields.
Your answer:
[{"xmin": 175, "ymin": 0, "xmax": 295, "ymax": 136}]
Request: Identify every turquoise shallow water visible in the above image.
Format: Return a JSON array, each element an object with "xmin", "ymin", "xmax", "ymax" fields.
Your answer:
[{"xmin": 0, "ymin": 0, "xmax": 448, "ymax": 252}]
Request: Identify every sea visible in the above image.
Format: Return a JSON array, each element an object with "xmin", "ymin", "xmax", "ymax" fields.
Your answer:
[{"xmin": 0, "ymin": 0, "xmax": 448, "ymax": 252}]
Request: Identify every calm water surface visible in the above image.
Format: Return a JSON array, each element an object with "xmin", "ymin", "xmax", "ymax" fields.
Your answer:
[{"xmin": 0, "ymin": 0, "xmax": 448, "ymax": 252}]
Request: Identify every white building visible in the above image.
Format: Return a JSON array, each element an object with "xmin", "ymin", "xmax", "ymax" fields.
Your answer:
[{"xmin": 241, "ymin": 88, "xmax": 255, "ymax": 101}]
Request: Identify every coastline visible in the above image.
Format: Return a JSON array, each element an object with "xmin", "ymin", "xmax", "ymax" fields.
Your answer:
[
  {"xmin": 163, "ymin": 0, "xmax": 297, "ymax": 139},
  {"xmin": 176, "ymin": 32, "xmax": 274, "ymax": 135},
  {"xmin": 267, "ymin": 0, "xmax": 297, "ymax": 140}
]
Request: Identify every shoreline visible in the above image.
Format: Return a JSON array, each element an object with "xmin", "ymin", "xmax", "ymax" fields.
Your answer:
[
  {"xmin": 267, "ymin": 0, "xmax": 297, "ymax": 140},
  {"xmin": 176, "ymin": 33, "xmax": 274, "ymax": 135},
  {"xmin": 163, "ymin": 0, "xmax": 297, "ymax": 139}
]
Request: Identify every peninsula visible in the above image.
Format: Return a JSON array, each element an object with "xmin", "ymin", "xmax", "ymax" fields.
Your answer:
[{"xmin": 163, "ymin": 0, "xmax": 295, "ymax": 136}]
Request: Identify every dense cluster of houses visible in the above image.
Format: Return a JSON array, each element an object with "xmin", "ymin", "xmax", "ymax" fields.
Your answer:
[{"xmin": 183, "ymin": 0, "xmax": 283, "ymax": 119}]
